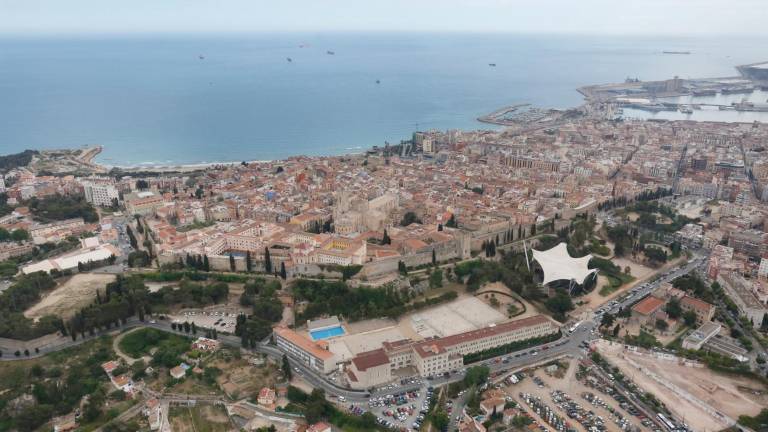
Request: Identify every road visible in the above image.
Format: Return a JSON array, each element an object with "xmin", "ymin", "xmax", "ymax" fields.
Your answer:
[{"xmin": 1, "ymin": 246, "xmax": 712, "ymax": 432}]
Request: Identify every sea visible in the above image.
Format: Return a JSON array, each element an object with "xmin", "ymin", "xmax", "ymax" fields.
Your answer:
[{"xmin": 0, "ymin": 33, "xmax": 766, "ymax": 166}]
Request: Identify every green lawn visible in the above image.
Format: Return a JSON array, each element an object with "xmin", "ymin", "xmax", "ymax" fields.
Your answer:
[
  {"xmin": 118, "ymin": 327, "xmax": 189, "ymax": 358},
  {"xmin": 599, "ymin": 273, "xmax": 635, "ymax": 296}
]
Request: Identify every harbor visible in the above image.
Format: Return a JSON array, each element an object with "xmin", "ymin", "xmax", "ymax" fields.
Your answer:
[{"xmin": 576, "ymin": 60, "xmax": 768, "ymax": 122}]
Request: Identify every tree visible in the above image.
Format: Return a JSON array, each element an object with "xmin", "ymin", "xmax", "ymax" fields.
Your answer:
[
  {"xmin": 446, "ymin": 214, "xmax": 457, "ymax": 228},
  {"xmin": 280, "ymin": 262, "xmax": 287, "ymax": 280},
  {"xmin": 761, "ymin": 313, "xmax": 768, "ymax": 332},
  {"xmin": 432, "ymin": 249, "xmax": 437, "ymax": 266},
  {"xmin": 191, "ymin": 322, "xmax": 197, "ymax": 335},
  {"xmin": 229, "ymin": 254, "xmax": 236, "ymax": 272},
  {"xmin": 282, "ymin": 354, "xmax": 292, "ymax": 380},
  {"xmin": 612, "ymin": 324, "xmax": 621, "ymax": 337},
  {"xmin": 10, "ymin": 229, "xmax": 29, "ymax": 242},
  {"xmin": 601, "ymin": 313, "xmax": 615, "ymax": 328},
  {"xmin": 382, "ymin": 229, "xmax": 391, "ymax": 245},
  {"xmin": 429, "ymin": 269, "xmax": 443, "ymax": 289},
  {"xmin": 430, "ymin": 408, "xmax": 450, "ymax": 431},
  {"xmin": 400, "ymin": 211, "xmax": 422, "ymax": 226},
  {"xmin": 545, "ymin": 291, "xmax": 574, "ymax": 321},
  {"xmin": 665, "ymin": 297, "xmax": 682, "ymax": 319},
  {"xmin": 264, "ymin": 247, "xmax": 272, "ymax": 273},
  {"xmin": 655, "ymin": 319, "xmax": 669, "ymax": 331},
  {"xmin": 246, "ymin": 251, "xmax": 252, "ymax": 272},
  {"xmin": 203, "ymin": 255, "xmax": 210, "ymax": 272},
  {"xmin": 683, "ymin": 310, "xmax": 698, "ymax": 327},
  {"xmin": 398, "ymin": 261, "xmax": 410, "ymax": 278}
]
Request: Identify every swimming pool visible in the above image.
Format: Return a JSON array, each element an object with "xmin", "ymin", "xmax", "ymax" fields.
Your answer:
[{"xmin": 310, "ymin": 325, "xmax": 345, "ymax": 340}]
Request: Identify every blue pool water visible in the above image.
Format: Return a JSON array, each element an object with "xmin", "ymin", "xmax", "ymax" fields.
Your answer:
[{"xmin": 310, "ymin": 326, "xmax": 345, "ymax": 340}]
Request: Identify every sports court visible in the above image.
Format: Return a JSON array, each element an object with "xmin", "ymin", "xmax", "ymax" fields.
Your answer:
[{"xmin": 409, "ymin": 296, "xmax": 506, "ymax": 338}]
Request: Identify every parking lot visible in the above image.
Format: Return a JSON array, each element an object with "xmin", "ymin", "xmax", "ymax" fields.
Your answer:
[
  {"xmin": 355, "ymin": 384, "xmax": 433, "ymax": 431},
  {"xmin": 171, "ymin": 309, "xmax": 239, "ymax": 332},
  {"xmin": 504, "ymin": 361, "xmax": 657, "ymax": 432}
]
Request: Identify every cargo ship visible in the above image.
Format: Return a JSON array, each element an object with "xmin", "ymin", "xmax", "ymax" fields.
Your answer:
[
  {"xmin": 663, "ymin": 51, "xmax": 691, "ymax": 55},
  {"xmin": 721, "ymin": 86, "xmax": 754, "ymax": 94},
  {"xmin": 692, "ymin": 89, "xmax": 717, "ymax": 96}
]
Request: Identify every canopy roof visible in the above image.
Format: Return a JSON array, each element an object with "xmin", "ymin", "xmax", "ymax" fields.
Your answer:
[{"xmin": 532, "ymin": 242, "xmax": 597, "ymax": 285}]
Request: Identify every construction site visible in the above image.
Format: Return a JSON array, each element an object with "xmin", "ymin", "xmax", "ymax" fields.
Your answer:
[{"xmin": 594, "ymin": 340, "xmax": 767, "ymax": 432}]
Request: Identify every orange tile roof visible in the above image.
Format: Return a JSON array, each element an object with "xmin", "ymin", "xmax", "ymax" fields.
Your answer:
[
  {"xmin": 351, "ymin": 348, "xmax": 389, "ymax": 371},
  {"xmin": 631, "ymin": 296, "xmax": 665, "ymax": 316},
  {"xmin": 275, "ymin": 327, "xmax": 334, "ymax": 360}
]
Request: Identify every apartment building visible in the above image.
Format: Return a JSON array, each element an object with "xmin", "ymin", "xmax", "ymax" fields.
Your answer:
[{"xmin": 82, "ymin": 182, "xmax": 119, "ymax": 207}]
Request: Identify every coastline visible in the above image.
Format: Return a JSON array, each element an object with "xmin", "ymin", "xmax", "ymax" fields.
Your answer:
[{"xmin": 95, "ymin": 149, "xmax": 369, "ymax": 173}]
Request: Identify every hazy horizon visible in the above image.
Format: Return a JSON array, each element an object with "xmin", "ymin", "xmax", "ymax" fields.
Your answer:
[{"xmin": 2, "ymin": 0, "xmax": 768, "ymax": 37}]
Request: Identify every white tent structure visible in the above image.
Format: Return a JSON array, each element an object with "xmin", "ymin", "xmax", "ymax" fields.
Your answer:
[{"xmin": 531, "ymin": 242, "xmax": 597, "ymax": 286}]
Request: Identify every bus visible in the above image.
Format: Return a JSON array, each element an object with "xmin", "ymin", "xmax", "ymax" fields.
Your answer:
[
  {"xmin": 568, "ymin": 321, "xmax": 582, "ymax": 334},
  {"xmin": 657, "ymin": 413, "xmax": 676, "ymax": 431}
]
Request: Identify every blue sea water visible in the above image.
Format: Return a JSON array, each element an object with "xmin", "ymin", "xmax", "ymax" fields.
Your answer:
[
  {"xmin": 0, "ymin": 33, "xmax": 766, "ymax": 166},
  {"xmin": 310, "ymin": 325, "xmax": 345, "ymax": 341}
]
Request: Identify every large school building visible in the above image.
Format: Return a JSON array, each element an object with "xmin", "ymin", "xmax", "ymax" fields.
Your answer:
[
  {"xmin": 347, "ymin": 314, "xmax": 558, "ymax": 389},
  {"xmin": 274, "ymin": 315, "xmax": 559, "ymax": 390}
]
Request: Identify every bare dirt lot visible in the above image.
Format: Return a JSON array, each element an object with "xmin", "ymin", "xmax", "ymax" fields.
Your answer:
[
  {"xmin": 169, "ymin": 404, "xmax": 232, "ymax": 432},
  {"xmin": 214, "ymin": 357, "xmax": 280, "ymax": 399},
  {"xmin": 595, "ymin": 340, "xmax": 768, "ymax": 432},
  {"xmin": 476, "ymin": 282, "xmax": 537, "ymax": 319},
  {"xmin": 23, "ymin": 273, "xmax": 115, "ymax": 320}
]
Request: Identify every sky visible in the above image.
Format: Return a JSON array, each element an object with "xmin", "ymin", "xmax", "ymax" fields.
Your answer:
[{"xmin": 1, "ymin": 0, "xmax": 767, "ymax": 36}]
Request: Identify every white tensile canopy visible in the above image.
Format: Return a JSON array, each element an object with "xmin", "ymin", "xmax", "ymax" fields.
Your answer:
[{"xmin": 531, "ymin": 242, "xmax": 597, "ymax": 285}]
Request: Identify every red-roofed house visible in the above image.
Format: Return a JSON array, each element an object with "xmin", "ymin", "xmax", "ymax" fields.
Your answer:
[
  {"xmin": 257, "ymin": 387, "xmax": 276, "ymax": 406},
  {"xmin": 631, "ymin": 296, "xmax": 666, "ymax": 326},
  {"xmin": 307, "ymin": 422, "xmax": 332, "ymax": 432}
]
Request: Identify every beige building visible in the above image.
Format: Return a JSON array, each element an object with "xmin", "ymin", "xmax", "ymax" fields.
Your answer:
[
  {"xmin": 680, "ymin": 295, "xmax": 716, "ymax": 324},
  {"xmin": 274, "ymin": 327, "xmax": 337, "ymax": 374},
  {"xmin": 346, "ymin": 315, "xmax": 558, "ymax": 389},
  {"xmin": 125, "ymin": 191, "xmax": 165, "ymax": 216}
]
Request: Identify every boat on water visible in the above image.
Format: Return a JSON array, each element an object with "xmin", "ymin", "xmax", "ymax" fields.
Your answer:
[
  {"xmin": 692, "ymin": 89, "xmax": 717, "ymax": 97},
  {"xmin": 721, "ymin": 86, "xmax": 754, "ymax": 95},
  {"xmin": 375, "ymin": 79, "xmax": 380, "ymax": 84},
  {"xmin": 678, "ymin": 105, "xmax": 693, "ymax": 114},
  {"xmin": 327, "ymin": 51, "xmax": 335, "ymax": 55},
  {"xmin": 488, "ymin": 63, "xmax": 496, "ymax": 67},
  {"xmin": 198, "ymin": 55, "xmax": 205, "ymax": 60},
  {"xmin": 286, "ymin": 57, "xmax": 292, "ymax": 62},
  {"xmin": 662, "ymin": 51, "xmax": 691, "ymax": 55}
]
